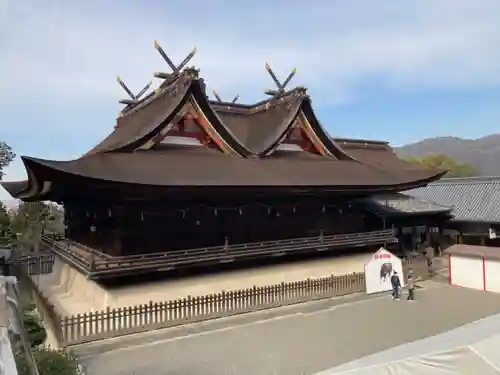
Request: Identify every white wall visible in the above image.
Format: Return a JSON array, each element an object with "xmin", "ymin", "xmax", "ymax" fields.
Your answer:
[
  {"xmin": 450, "ymin": 255, "xmax": 483, "ymax": 291},
  {"xmin": 484, "ymin": 259, "xmax": 500, "ymax": 293}
]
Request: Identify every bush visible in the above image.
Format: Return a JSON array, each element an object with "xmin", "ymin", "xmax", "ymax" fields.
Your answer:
[
  {"xmin": 15, "ymin": 347, "xmax": 80, "ymax": 375},
  {"xmin": 23, "ymin": 314, "xmax": 47, "ymax": 348}
]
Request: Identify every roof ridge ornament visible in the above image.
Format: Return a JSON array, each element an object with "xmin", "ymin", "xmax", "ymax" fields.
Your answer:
[
  {"xmin": 212, "ymin": 90, "xmax": 240, "ymax": 103},
  {"xmin": 264, "ymin": 62, "xmax": 297, "ymax": 97},
  {"xmin": 153, "ymin": 40, "xmax": 197, "ymax": 81},
  {"xmin": 116, "ymin": 77, "xmax": 153, "ymax": 106}
]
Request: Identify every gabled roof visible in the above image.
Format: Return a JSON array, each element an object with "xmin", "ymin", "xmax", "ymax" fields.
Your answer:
[
  {"xmin": 405, "ymin": 177, "xmax": 500, "ymax": 223},
  {"xmin": 211, "ymin": 91, "xmax": 304, "ymax": 154},
  {"xmin": 86, "ymin": 74, "xmax": 251, "ymax": 157},
  {"xmin": 1, "ymin": 43, "xmax": 446, "ymax": 201}
]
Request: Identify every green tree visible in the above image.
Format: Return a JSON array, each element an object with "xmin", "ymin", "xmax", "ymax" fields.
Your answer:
[
  {"xmin": 0, "ymin": 201, "xmax": 12, "ymax": 245},
  {"xmin": 404, "ymin": 154, "xmax": 477, "ymax": 178},
  {"xmin": 0, "ymin": 140, "xmax": 15, "ymax": 179},
  {"xmin": 13, "ymin": 310, "xmax": 79, "ymax": 375},
  {"xmin": 44, "ymin": 204, "xmax": 65, "ymax": 234},
  {"xmin": 23, "ymin": 314, "xmax": 48, "ymax": 348},
  {"xmin": 0, "ymin": 141, "xmax": 15, "ymax": 245},
  {"xmin": 15, "ymin": 348, "xmax": 80, "ymax": 375},
  {"xmin": 10, "ymin": 202, "xmax": 52, "ymax": 253}
]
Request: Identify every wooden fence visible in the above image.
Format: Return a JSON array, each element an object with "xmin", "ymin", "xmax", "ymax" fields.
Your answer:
[
  {"xmin": 5, "ymin": 253, "xmax": 55, "ymax": 276},
  {"xmin": 55, "ymin": 258, "xmax": 428, "ymax": 346},
  {"xmin": 19, "ymin": 254, "xmax": 55, "ymax": 276}
]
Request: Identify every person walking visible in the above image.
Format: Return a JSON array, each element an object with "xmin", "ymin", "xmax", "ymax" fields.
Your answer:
[
  {"xmin": 407, "ymin": 273, "xmax": 415, "ymax": 301},
  {"xmin": 390, "ymin": 271, "xmax": 401, "ymax": 300}
]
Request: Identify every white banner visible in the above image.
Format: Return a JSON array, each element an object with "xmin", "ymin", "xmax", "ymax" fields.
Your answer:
[{"xmin": 365, "ymin": 247, "xmax": 404, "ymax": 295}]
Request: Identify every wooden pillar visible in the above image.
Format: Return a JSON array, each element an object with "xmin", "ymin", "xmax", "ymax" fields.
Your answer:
[
  {"xmin": 438, "ymin": 225, "xmax": 444, "ymax": 256},
  {"xmin": 458, "ymin": 232, "xmax": 464, "ymax": 244},
  {"xmin": 108, "ymin": 207, "xmax": 125, "ymax": 257},
  {"xmin": 397, "ymin": 226, "xmax": 403, "ymax": 254},
  {"xmin": 480, "ymin": 236, "xmax": 486, "ymax": 246},
  {"xmin": 425, "ymin": 226, "xmax": 431, "ymax": 248}
]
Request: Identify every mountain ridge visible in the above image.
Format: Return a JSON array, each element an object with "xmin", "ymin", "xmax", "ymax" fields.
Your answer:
[{"xmin": 395, "ymin": 133, "xmax": 500, "ymax": 176}]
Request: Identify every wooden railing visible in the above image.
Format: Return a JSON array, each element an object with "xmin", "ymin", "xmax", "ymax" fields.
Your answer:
[
  {"xmin": 42, "ymin": 229, "xmax": 397, "ymax": 278},
  {"xmin": 18, "ymin": 254, "xmax": 55, "ymax": 276},
  {"xmin": 5, "ymin": 253, "xmax": 55, "ymax": 276}
]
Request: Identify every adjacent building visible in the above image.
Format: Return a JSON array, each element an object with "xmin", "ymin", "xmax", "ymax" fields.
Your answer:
[{"xmin": 406, "ymin": 177, "xmax": 500, "ymax": 247}]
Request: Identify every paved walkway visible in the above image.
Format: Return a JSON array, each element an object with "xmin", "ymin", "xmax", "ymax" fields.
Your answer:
[{"xmin": 77, "ymin": 283, "xmax": 500, "ymax": 375}]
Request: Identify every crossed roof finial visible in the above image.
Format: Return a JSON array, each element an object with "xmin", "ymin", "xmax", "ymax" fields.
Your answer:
[
  {"xmin": 212, "ymin": 90, "xmax": 240, "ymax": 103},
  {"xmin": 153, "ymin": 40, "xmax": 197, "ymax": 81},
  {"xmin": 264, "ymin": 62, "xmax": 297, "ymax": 97},
  {"xmin": 116, "ymin": 77, "xmax": 153, "ymax": 106}
]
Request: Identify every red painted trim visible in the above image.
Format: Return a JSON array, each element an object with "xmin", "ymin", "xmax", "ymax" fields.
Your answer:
[
  {"xmin": 280, "ymin": 118, "xmax": 325, "ymax": 155},
  {"xmin": 167, "ymin": 115, "xmax": 227, "ymax": 153},
  {"xmin": 448, "ymin": 254, "xmax": 452, "ymax": 285},
  {"xmin": 482, "ymin": 257, "xmax": 487, "ymax": 291},
  {"xmin": 191, "ymin": 112, "xmax": 227, "ymax": 153},
  {"xmin": 300, "ymin": 123, "xmax": 326, "ymax": 156}
]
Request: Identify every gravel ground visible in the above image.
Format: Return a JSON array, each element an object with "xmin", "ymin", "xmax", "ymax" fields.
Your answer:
[{"xmin": 76, "ymin": 282, "xmax": 500, "ymax": 375}]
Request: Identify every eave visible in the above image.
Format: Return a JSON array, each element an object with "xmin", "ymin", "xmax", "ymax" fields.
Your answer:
[
  {"xmin": 300, "ymin": 99, "xmax": 356, "ymax": 161},
  {"xmin": 5, "ymin": 149, "xmax": 446, "ymax": 202}
]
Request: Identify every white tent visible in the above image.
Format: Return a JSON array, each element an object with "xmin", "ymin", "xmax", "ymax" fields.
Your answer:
[
  {"xmin": 365, "ymin": 248, "xmax": 404, "ymax": 295},
  {"xmin": 314, "ymin": 313, "xmax": 500, "ymax": 375}
]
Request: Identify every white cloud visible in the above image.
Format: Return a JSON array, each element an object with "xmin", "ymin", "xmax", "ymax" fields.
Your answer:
[{"xmin": 2, "ymin": 0, "xmax": 500, "ymax": 107}]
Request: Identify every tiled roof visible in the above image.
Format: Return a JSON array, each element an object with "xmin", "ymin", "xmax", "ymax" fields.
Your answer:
[
  {"xmin": 365, "ymin": 193, "xmax": 451, "ymax": 216},
  {"xmin": 405, "ymin": 177, "xmax": 500, "ymax": 223}
]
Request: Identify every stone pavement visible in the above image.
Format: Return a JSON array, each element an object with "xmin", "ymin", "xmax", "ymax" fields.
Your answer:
[{"xmin": 76, "ymin": 282, "xmax": 500, "ymax": 375}]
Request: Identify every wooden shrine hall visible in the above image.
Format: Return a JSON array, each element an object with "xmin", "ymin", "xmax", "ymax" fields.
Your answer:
[{"xmin": 1, "ymin": 41, "xmax": 446, "ymax": 279}]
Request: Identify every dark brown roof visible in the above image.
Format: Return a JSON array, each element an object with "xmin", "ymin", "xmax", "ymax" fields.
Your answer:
[
  {"xmin": 1, "ymin": 180, "xmax": 28, "ymax": 197},
  {"xmin": 336, "ymin": 139, "xmax": 446, "ymax": 182},
  {"xmin": 213, "ymin": 95, "xmax": 303, "ymax": 154},
  {"xmin": 300, "ymin": 100, "xmax": 356, "ymax": 160},
  {"xmin": 86, "ymin": 76, "xmax": 252, "ymax": 157},
  {"xmin": 444, "ymin": 244, "xmax": 500, "ymax": 261},
  {"xmin": 20, "ymin": 150, "xmax": 441, "ymax": 190},
  {"xmin": 87, "ymin": 75, "xmax": 192, "ymax": 155},
  {"xmin": 210, "ymin": 92, "xmax": 359, "ymax": 160},
  {"xmin": 1, "ymin": 67, "xmax": 446, "ymax": 201}
]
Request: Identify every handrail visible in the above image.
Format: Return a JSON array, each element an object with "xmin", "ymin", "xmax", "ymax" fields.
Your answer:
[
  {"xmin": 43, "ymin": 230, "xmax": 395, "ymax": 264},
  {"xmin": 54, "ymin": 229, "xmax": 395, "ymax": 262},
  {"xmin": 91, "ymin": 232, "xmax": 396, "ymax": 276},
  {"xmin": 47, "ymin": 230, "xmax": 395, "ymax": 260},
  {"xmin": 92, "ymin": 231, "xmax": 395, "ymax": 266},
  {"xmin": 42, "ymin": 229, "xmax": 396, "ymax": 277}
]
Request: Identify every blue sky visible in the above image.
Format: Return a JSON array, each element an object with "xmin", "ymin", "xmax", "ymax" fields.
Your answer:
[{"xmin": 1, "ymin": 0, "xmax": 500, "ymax": 200}]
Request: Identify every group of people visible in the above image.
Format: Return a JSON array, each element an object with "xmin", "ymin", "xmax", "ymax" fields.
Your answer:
[{"xmin": 390, "ymin": 269, "xmax": 415, "ymax": 301}]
